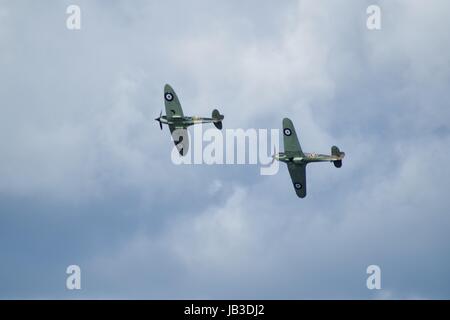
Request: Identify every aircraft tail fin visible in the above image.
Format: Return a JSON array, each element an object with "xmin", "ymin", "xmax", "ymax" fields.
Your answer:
[
  {"xmin": 212, "ymin": 109, "xmax": 224, "ymax": 130},
  {"xmin": 331, "ymin": 146, "xmax": 345, "ymax": 168}
]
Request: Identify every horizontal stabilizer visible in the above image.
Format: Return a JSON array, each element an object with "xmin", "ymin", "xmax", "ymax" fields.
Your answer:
[
  {"xmin": 331, "ymin": 146, "xmax": 340, "ymax": 156},
  {"xmin": 334, "ymin": 160, "xmax": 342, "ymax": 168},
  {"xmin": 331, "ymin": 146, "xmax": 344, "ymax": 168},
  {"xmin": 331, "ymin": 146, "xmax": 345, "ymax": 158},
  {"xmin": 212, "ymin": 109, "xmax": 224, "ymax": 120},
  {"xmin": 212, "ymin": 109, "xmax": 224, "ymax": 130}
]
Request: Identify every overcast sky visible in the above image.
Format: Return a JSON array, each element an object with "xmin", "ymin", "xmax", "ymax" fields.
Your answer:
[{"xmin": 1, "ymin": 0, "xmax": 450, "ymax": 299}]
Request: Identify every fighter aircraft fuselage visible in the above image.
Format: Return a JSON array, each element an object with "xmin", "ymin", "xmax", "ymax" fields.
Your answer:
[
  {"xmin": 275, "ymin": 152, "xmax": 344, "ymax": 165},
  {"xmin": 158, "ymin": 115, "xmax": 220, "ymax": 128}
]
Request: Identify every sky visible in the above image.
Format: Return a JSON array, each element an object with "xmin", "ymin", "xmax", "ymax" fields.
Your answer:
[{"xmin": 0, "ymin": 0, "xmax": 450, "ymax": 299}]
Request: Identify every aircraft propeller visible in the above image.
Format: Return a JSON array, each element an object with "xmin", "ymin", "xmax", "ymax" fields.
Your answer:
[
  {"xmin": 155, "ymin": 111, "xmax": 163, "ymax": 130},
  {"xmin": 270, "ymin": 146, "xmax": 277, "ymax": 164}
]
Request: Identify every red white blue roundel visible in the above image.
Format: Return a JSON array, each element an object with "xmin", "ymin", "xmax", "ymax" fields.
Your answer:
[
  {"xmin": 284, "ymin": 128, "xmax": 292, "ymax": 136},
  {"xmin": 294, "ymin": 183, "xmax": 302, "ymax": 189},
  {"xmin": 165, "ymin": 92, "xmax": 174, "ymax": 101}
]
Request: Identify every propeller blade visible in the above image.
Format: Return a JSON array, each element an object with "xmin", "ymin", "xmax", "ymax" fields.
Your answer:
[
  {"xmin": 270, "ymin": 146, "xmax": 277, "ymax": 164},
  {"xmin": 155, "ymin": 110, "xmax": 163, "ymax": 130}
]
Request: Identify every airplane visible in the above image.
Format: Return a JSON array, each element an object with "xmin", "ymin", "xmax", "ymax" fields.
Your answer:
[
  {"xmin": 273, "ymin": 118, "xmax": 345, "ymax": 198},
  {"xmin": 155, "ymin": 84, "xmax": 224, "ymax": 156}
]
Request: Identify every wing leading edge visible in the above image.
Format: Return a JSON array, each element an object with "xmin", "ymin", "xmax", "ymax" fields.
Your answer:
[
  {"xmin": 282, "ymin": 118, "xmax": 304, "ymax": 157},
  {"xmin": 164, "ymin": 84, "xmax": 184, "ymax": 118}
]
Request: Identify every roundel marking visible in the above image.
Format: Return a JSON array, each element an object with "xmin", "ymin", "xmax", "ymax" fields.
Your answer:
[
  {"xmin": 294, "ymin": 183, "xmax": 302, "ymax": 190},
  {"xmin": 165, "ymin": 92, "xmax": 174, "ymax": 101},
  {"xmin": 284, "ymin": 128, "xmax": 292, "ymax": 136}
]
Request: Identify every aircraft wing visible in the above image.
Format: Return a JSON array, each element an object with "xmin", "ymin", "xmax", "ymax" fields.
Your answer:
[
  {"xmin": 282, "ymin": 118, "xmax": 304, "ymax": 157},
  {"xmin": 164, "ymin": 84, "xmax": 184, "ymax": 118},
  {"xmin": 169, "ymin": 125, "xmax": 189, "ymax": 156},
  {"xmin": 287, "ymin": 163, "xmax": 307, "ymax": 198}
]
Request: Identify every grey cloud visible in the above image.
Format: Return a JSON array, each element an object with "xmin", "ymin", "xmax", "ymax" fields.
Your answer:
[{"xmin": 0, "ymin": 0, "xmax": 449, "ymax": 299}]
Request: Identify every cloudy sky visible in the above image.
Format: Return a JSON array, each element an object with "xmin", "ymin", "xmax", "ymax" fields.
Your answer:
[{"xmin": 1, "ymin": 0, "xmax": 450, "ymax": 299}]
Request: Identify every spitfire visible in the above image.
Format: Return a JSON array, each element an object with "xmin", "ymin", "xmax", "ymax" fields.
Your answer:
[
  {"xmin": 272, "ymin": 118, "xmax": 345, "ymax": 198},
  {"xmin": 156, "ymin": 84, "xmax": 224, "ymax": 156}
]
